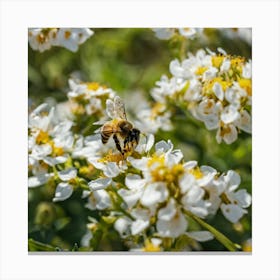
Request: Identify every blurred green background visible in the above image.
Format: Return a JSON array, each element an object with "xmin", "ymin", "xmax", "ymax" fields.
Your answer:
[{"xmin": 28, "ymin": 28, "xmax": 252, "ymax": 251}]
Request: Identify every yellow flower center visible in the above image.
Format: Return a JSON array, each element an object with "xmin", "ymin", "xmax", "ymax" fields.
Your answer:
[
  {"xmin": 51, "ymin": 144, "xmax": 64, "ymax": 157},
  {"xmin": 148, "ymin": 155, "xmax": 184, "ymax": 184},
  {"xmin": 212, "ymin": 55, "xmax": 225, "ymax": 68},
  {"xmin": 85, "ymin": 82, "xmax": 101, "ymax": 91},
  {"xmin": 230, "ymin": 56, "xmax": 245, "ymax": 74},
  {"xmin": 195, "ymin": 66, "xmax": 208, "ymax": 76},
  {"xmin": 238, "ymin": 78, "xmax": 252, "ymax": 96},
  {"xmin": 36, "ymin": 130, "xmax": 50, "ymax": 144},
  {"xmin": 203, "ymin": 77, "xmax": 232, "ymax": 96},
  {"xmin": 143, "ymin": 240, "xmax": 161, "ymax": 252}
]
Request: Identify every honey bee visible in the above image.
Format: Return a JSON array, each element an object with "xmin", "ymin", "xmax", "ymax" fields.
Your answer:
[{"xmin": 100, "ymin": 96, "xmax": 140, "ymax": 156}]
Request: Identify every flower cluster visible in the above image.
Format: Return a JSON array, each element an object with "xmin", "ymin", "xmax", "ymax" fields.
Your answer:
[
  {"xmin": 151, "ymin": 49, "xmax": 252, "ymax": 144},
  {"xmin": 87, "ymin": 136, "xmax": 251, "ymax": 243},
  {"xmin": 67, "ymin": 79, "xmax": 116, "ymax": 119},
  {"xmin": 28, "ymin": 28, "xmax": 94, "ymax": 52},
  {"xmin": 28, "ymin": 91, "xmax": 251, "ymax": 251},
  {"xmin": 28, "ymin": 28, "xmax": 252, "ymax": 251}
]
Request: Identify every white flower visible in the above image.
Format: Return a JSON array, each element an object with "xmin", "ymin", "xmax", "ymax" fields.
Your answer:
[
  {"xmin": 213, "ymin": 82, "xmax": 224, "ymax": 101},
  {"xmin": 220, "ymin": 171, "xmax": 251, "ymax": 223},
  {"xmin": 156, "ymin": 199, "xmax": 188, "ymax": 238},
  {"xmin": 130, "ymin": 208, "xmax": 151, "ymax": 235},
  {"xmin": 140, "ymin": 182, "xmax": 169, "ymax": 207},
  {"xmin": 53, "ymin": 167, "xmax": 77, "ymax": 202},
  {"xmin": 28, "ymin": 28, "xmax": 94, "ymax": 53},
  {"xmin": 216, "ymin": 124, "xmax": 238, "ymax": 144},
  {"xmin": 114, "ymin": 217, "xmax": 131, "ymax": 237},
  {"xmin": 221, "ymin": 105, "xmax": 240, "ymax": 124},
  {"xmin": 178, "ymin": 28, "xmax": 202, "ymax": 39},
  {"xmin": 28, "ymin": 173, "xmax": 54, "ymax": 188},
  {"xmin": 85, "ymin": 189, "xmax": 112, "ymax": 210},
  {"xmin": 88, "ymin": 178, "xmax": 112, "ymax": 191},
  {"xmin": 170, "ymin": 59, "xmax": 193, "ymax": 80},
  {"xmin": 118, "ymin": 174, "xmax": 145, "ymax": 208},
  {"xmin": 236, "ymin": 110, "xmax": 251, "ymax": 133},
  {"xmin": 28, "ymin": 28, "xmax": 57, "ymax": 52}
]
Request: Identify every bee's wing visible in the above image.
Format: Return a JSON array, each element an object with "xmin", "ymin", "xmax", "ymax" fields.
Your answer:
[
  {"xmin": 106, "ymin": 99, "xmax": 116, "ymax": 119},
  {"xmin": 114, "ymin": 96, "xmax": 127, "ymax": 120}
]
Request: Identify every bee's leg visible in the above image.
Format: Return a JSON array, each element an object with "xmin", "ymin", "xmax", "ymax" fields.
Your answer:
[
  {"xmin": 123, "ymin": 135, "xmax": 131, "ymax": 154},
  {"xmin": 113, "ymin": 134, "xmax": 123, "ymax": 155}
]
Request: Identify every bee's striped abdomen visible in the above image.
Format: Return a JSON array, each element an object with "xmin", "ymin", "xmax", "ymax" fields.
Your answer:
[
  {"xmin": 101, "ymin": 131, "xmax": 111, "ymax": 144},
  {"xmin": 101, "ymin": 123, "xmax": 113, "ymax": 144}
]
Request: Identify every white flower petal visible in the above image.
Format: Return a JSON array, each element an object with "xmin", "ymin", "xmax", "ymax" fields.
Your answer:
[
  {"xmin": 145, "ymin": 134, "xmax": 155, "ymax": 152},
  {"xmin": 131, "ymin": 209, "xmax": 150, "ymax": 235},
  {"xmin": 221, "ymin": 105, "xmax": 240, "ymax": 124},
  {"xmin": 28, "ymin": 173, "xmax": 53, "ymax": 188},
  {"xmin": 58, "ymin": 167, "xmax": 77, "ymax": 181},
  {"xmin": 220, "ymin": 203, "xmax": 246, "ymax": 223},
  {"xmin": 157, "ymin": 199, "xmax": 176, "ymax": 221},
  {"xmin": 224, "ymin": 170, "xmax": 241, "ymax": 192},
  {"xmin": 92, "ymin": 189, "xmax": 112, "ymax": 210},
  {"xmin": 217, "ymin": 124, "xmax": 238, "ymax": 144},
  {"xmin": 103, "ymin": 162, "xmax": 120, "ymax": 178},
  {"xmin": 114, "ymin": 217, "xmax": 131, "ymax": 237},
  {"xmin": 43, "ymin": 156, "xmax": 68, "ymax": 166},
  {"xmin": 165, "ymin": 149, "xmax": 183, "ymax": 167},
  {"xmin": 182, "ymin": 185, "xmax": 204, "ymax": 205},
  {"xmin": 141, "ymin": 182, "xmax": 169, "ymax": 207},
  {"xmin": 88, "ymin": 178, "xmax": 112, "ymax": 191},
  {"xmin": 125, "ymin": 174, "xmax": 146, "ymax": 190},
  {"xmin": 236, "ymin": 110, "xmax": 251, "ymax": 133},
  {"xmin": 202, "ymin": 67, "xmax": 218, "ymax": 80},
  {"xmin": 183, "ymin": 161, "xmax": 198, "ymax": 170},
  {"xmin": 234, "ymin": 189, "xmax": 252, "ymax": 208},
  {"xmin": 128, "ymin": 157, "xmax": 149, "ymax": 171},
  {"xmin": 220, "ymin": 59, "xmax": 231, "ymax": 72},
  {"xmin": 155, "ymin": 140, "xmax": 173, "ymax": 153},
  {"xmin": 179, "ymin": 173, "xmax": 195, "ymax": 194},
  {"xmin": 213, "ymin": 82, "xmax": 224, "ymax": 101},
  {"xmin": 204, "ymin": 114, "xmax": 219, "ymax": 130},
  {"xmin": 156, "ymin": 207, "xmax": 188, "ymax": 238},
  {"xmin": 53, "ymin": 182, "xmax": 73, "ymax": 202},
  {"xmin": 118, "ymin": 188, "xmax": 143, "ymax": 209}
]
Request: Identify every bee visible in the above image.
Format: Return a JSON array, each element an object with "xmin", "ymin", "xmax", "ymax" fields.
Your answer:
[{"xmin": 100, "ymin": 96, "xmax": 140, "ymax": 156}]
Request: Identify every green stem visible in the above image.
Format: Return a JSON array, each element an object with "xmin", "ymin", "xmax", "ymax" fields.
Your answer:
[
  {"xmin": 28, "ymin": 238, "xmax": 61, "ymax": 252},
  {"xmin": 183, "ymin": 210, "xmax": 241, "ymax": 252}
]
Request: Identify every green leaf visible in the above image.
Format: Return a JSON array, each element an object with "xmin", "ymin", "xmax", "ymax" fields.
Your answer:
[
  {"xmin": 183, "ymin": 210, "xmax": 241, "ymax": 252},
  {"xmin": 28, "ymin": 238, "xmax": 60, "ymax": 252}
]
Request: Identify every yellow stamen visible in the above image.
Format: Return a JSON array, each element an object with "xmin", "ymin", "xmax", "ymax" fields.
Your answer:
[
  {"xmin": 64, "ymin": 31, "xmax": 71, "ymax": 39},
  {"xmin": 86, "ymin": 82, "xmax": 101, "ymax": 91},
  {"xmin": 36, "ymin": 130, "xmax": 50, "ymax": 144},
  {"xmin": 195, "ymin": 66, "xmax": 208, "ymax": 76},
  {"xmin": 188, "ymin": 167, "xmax": 203, "ymax": 179},
  {"xmin": 143, "ymin": 240, "xmax": 161, "ymax": 252},
  {"xmin": 238, "ymin": 78, "xmax": 252, "ymax": 96},
  {"xmin": 212, "ymin": 55, "xmax": 225, "ymax": 68}
]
